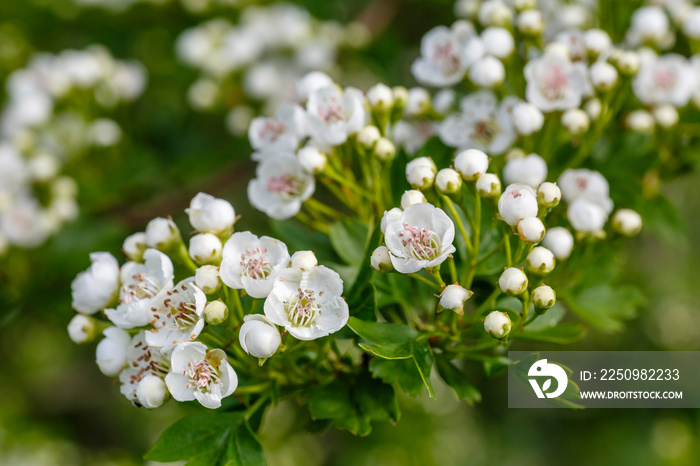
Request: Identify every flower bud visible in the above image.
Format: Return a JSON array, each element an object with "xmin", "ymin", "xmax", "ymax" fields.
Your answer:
[
  {"xmin": 406, "ymin": 157, "xmax": 437, "ymax": 189},
  {"xmin": 526, "ymin": 246, "xmax": 555, "ymax": 274},
  {"xmin": 455, "ymin": 0, "xmax": 479, "ymax": 18},
  {"xmin": 189, "ymin": 233, "xmax": 223, "ymax": 266},
  {"xmin": 186, "ymin": 193, "xmax": 236, "ymax": 235},
  {"xmin": 145, "ymin": 217, "xmax": 181, "ymax": 251},
  {"xmin": 561, "ymin": 109, "xmax": 590, "ymax": 135},
  {"xmin": 532, "ymin": 285, "xmax": 556, "ymax": 311},
  {"xmin": 484, "ymin": 310, "xmax": 511, "ymax": 339},
  {"xmin": 614, "ymin": 51, "xmax": 641, "ymax": 76},
  {"xmin": 476, "ymin": 173, "xmax": 501, "ymax": 198},
  {"xmin": 367, "ymin": 83, "xmax": 394, "ymax": 112},
  {"xmin": 136, "ymin": 375, "xmax": 169, "ymax": 409},
  {"xmin": 568, "ymin": 198, "xmax": 607, "ymax": 233},
  {"xmin": 517, "ymin": 217, "xmax": 545, "ymax": 244},
  {"xmin": 357, "ymin": 125, "xmax": 381, "ymax": 149},
  {"xmin": 479, "ymin": 0, "xmax": 513, "ymax": 27},
  {"xmin": 439, "ymin": 284, "xmax": 473, "ymax": 314},
  {"xmin": 584, "ymin": 29, "xmax": 612, "ymax": 57},
  {"xmin": 195, "ymin": 265, "xmax": 221, "ymax": 294},
  {"xmin": 454, "ymin": 149, "xmax": 489, "ymax": 181},
  {"xmin": 498, "ymin": 184, "xmax": 538, "ymax": 227},
  {"xmin": 537, "ymin": 182, "xmax": 561, "ymax": 208},
  {"xmin": 542, "ymin": 226, "xmax": 574, "ymax": 260},
  {"xmin": 517, "ymin": 10, "xmax": 544, "ymax": 35},
  {"xmin": 405, "ymin": 87, "xmax": 431, "ymax": 116},
  {"xmin": 482, "ymin": 27, "xmax": 514, "ymax": 59},
  {"xmin": 583, "ymin": 98, "xmax": 602, "ymax": 120},
  {"xmin": 123, "ymin": 232, "xmax": 148, "ymax": 262},
  {"xmin": 371, "ymin": 245, "xmax": 394, "ymax": 272},
  {"xmin": 612, "ymin": 209, "xmax": 642, "ymax": 237},
  {"xmin": 392, "ymin": 86, "xmax": 409, "ymax": 110},
  {"xmin": 503, "ymin": 153, "xmax": 547, "ymax": 188},
  {"xmin": 513, "ymin": 0, "xmax": 536, "ymax": 11},
  {"xmin": 381, "ymin": 208, "xmax": 403, "ymax": 234},
  {"xmin": 435, "ymin": 168, "xmax": 462, "ymax": 194},
  {"xmin": 96, "ymin": 327, "xmax": 130, "ymax": 377},
  {"xmin": 683, "ymin": 8, "xmax": 700, "ymax": 39},
  {"xmin": 52, "ymin": 176, "xmax": 78, "ymax": 199},
  {"xmin": 298, "ymin": 147, "xmax": 327, "ymax": 174},
  {"xmin": 374, "ymin": 137, "xmax": 397, "ymax": 161},
  {"xmin": 400, "ymin": 190, "xmax": 427, "ymax": 209},
  {"xmin": 652, "ymin": 104, "xmax": 679, "ymax": 129},
  {"xmin": 67, "ymin": 314, "xmax": 98, "ymax": 344},
  {"xmin": 512, "ymin": 102, "xmax": 544, "ymax": 136},
  {"xmin": 433, "ymin": 89, "xmax": 456, "ymax": 115},
  {"xmin": 204, "ymin": 300, "xmax": 229, "ymax": 325},
  {"xmin": 590, "ymin": 61, "xmax": 618, "ymax": 91},
  {"xmin": 498, "ymin": 267, "xmax": 528, "ymax": 296},
  {"xmin": 470, "ymin": 56, "xmax": 506, "ymax": 88},
  {"xmin": 291, "ymin": 250, "xmax": 318, "ymax": 270},
  {"xmin": 626, "ymin": 110, "xmax": 655, "ymax": 133},
  {"xmin": 239, "ymin": 314, "xmax": 281, "ymax": 359}
]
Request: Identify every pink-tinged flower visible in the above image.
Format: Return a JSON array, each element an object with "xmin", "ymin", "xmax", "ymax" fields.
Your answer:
[
  {"xmin": 525, "ymin": 53, "xmax": 591, "ymax": 112},
  {"xmin": 71, "ymin": 252, "xmax": 120, "ymax": 314},
  {"xmin": 558, "ymin": 168, "xmax": 613, "ymax": 215},
  {"xmin": 305, "ymin": 85, "xmax": 366, "ymax": 146},
  {"xmin": 249, "ymin": 102, "xmax": 306, "ymax": 159},
  {"xmin": 146, "ymin": 279, "xmax": 207, "ymax": 349},
  {"xmin": 118, "ymin": 331, "xmax": 170, "ymax": 404},
  {"xmin": 498, "ymin": 184, "xmax": 538, "ymax": 227},
  {"xmin": 632, "ymin": 54, "xmax": 694, "ymax": 108},
  {"xmin": 248, "ymin": 154, "xmax": 315, "ymax": 219},
  {"xmin": 412, "ymin": 26, "xmax": 483, "ymax": 87}
]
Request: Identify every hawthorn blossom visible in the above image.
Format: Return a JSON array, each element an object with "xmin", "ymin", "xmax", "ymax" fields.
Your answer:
[
  {"xmin": 384, "ymin": 203, "xmax": 456, "ymax": 273},
  {"xmin": 165, "ymin": 342, "xmax": 237, "ymax": 409},
  {"xmin": 185, "ymin": 193, "xmax": 236, "ymax": 234},
  {"xmin": 412, "ymin": 26, "xmax": 481, "ymax": 87},
  {"xmin": 96, "ymin": 327, "xmax": 131, "ymax": 377},
  {"xmin": 219, "ymin": 231, "xmax": 290, "ymax": 298},
  {"xmin": 248, "ymin": 154, "xmax": 315, "ymax": 219},
  {"xmin": 239, "ymin": 314, "xmax": 281, "ymax": 358},
  {"xmin": 558, "ymin": 168, "xmax": 613, "ymax": 214},
  {"xmin": 249, "ymin": 102, "xmax": 306, "ymax": 159},
  {"xmin": 502, "ymin": 154, "xmax": 548, "ymax": 188},
  {"xmin": 71, "ymin": 252, "xmax": 120, "ymax": 314},
  {"xmin": 498, "ymin": 184, "xmax": 539, "ymax": 227},
  {"xmin": 632, "ymin": 54, "xmax": 694, "ymax": 107},
  {"xmin": 525, "ymin": 53, "xmax": 591, "ymax": 112},
  {"xmin": 146, "ymin": 280, "xmax": 207, "ymax": 349},
  {"xmin": 305, "ymin": 85, "xmax": 366, "ymax": 146},
  {"xmin": 120, "ymin": 331, "xmax": 170, "ymax": 404},
  {"xmin": 264, "ymin": 265, "xmax": 349, "ymax": 340}
]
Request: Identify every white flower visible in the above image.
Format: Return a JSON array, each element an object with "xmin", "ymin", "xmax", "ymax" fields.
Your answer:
[
  {"xmin": 511, "ymin": 102, "xmax": 544, "ymax": 136},
  {"xmin": 147, "ymin": 280, "xmax": 207, "ymax": 349},
  {"xmin": 439, "ymin": 284, "xmax": 473, "ymax": 314},
  {"xmin": 381, "ymin": 207, "xmax": 403, "ymax": 234},
  {"xmin": 558, "ymin": 168, "xmax": 613, "ymax": 214},
  {"xmin": 189, "ymin": 233, "xmax": 223, "ymax": 266},
  {"xmin": 412, "ymin": 26, "xmax": 476, "ymax": 87},
  {"xmin": 71, "ymin": 252, "xmax": 120, "ymax": 314},
  {"xmin": 305, "ymin": 86, "xmax": 366, "ymax": 146},
  {"xmin": 384, "ymin": 203, "xmax": 456, "ymax": 273},
  {"xmin": 517, "ymin": 217, "xmax": 545, "ymax": 244},
  {"xmin": 469, "ymin": 55, "xmax": 505, "ymax": 88},
  {"xmin": 136, "ymin": 375, "xmax": 169, "ymax": 409},
  {"xmin": 249, "ymin": 103, "xmax": 306, "ymax": 159},
  {"xmin": 568, "ymin": 198, "xmax": 608, "ymax": 233},
  {"xmin": 96, "ymin": 327, "xmax": 131, "ymax": 377},
  {"xmin": 525, "ymin": 53, "xmax": 591, "ymax": 112},
  {"xmin": 220, "ymin": 231, "xmax": 290, "ymax": 299},
  {"xmin": 498, "ymin": 267, "xmax": 528, "ymax": 296},
  {"xmin": 145, "ymin": 217, "xmax": 180, "ymax": 251},
  {"xmin": 264, "ymin": 266, "xmax": 349, "ymax": 340},
  {"xmin": 296, "ymin": 71, "xmax": 334, "ymax": 101},
  {"xmin": 612, "ymin": 209, "xmax": 643, "ymax": 237},
  {"xmin": 165, "ymin": 342, "xmax": 237, "ymax": 409},
  {"xmin": 526, "ymin": 247, "xmax": 555, "ymax": 274},
  {"xmin": 239, "ymin": 314, "xmax": 281, "ymax": 358},
  {"xmin": 633, "ymin": 54, "xmax": 694, "ymax": 107},
  {"xmin": 185, "ymin": 193, "xmax": 236, "ymax": 234},
  {"xmin": 123, "ymin": 232, "xmax": 147, "ymax": 262},
  {"xmin": 476, "ymin": 173, "xmax": 501, "ymax": 197},
  {"xmin": 503, "ymin": 153, "xmax": 547, "ymax": 188},
  {"xmin": 498, "ymin": 184, "xmax": 538, "ymax": 227},
  {"xmin": 248, "ymin": 154, "xmax": 315, "ymax": 220},
  {"xmin": 627, "ymin": 6, "xmax": 670, "ymax": 47},
  {"xmin": 454, "ymin": 148, "xmax": 489, "ymax": 181},
  {"xmin": 290, "ymin": 250, "xmax": 317, "ymax": 270},
  {"xmin": 484, "ymin": 310, "xmax": 511, "ymax": 338},
  {"xmin": 68, "ymin": 314, "xmax": 96, "ymax": 344},
  {"xmin": 370, "ymin": 245, "xmax": 394, "ymax": 272},
  {"xmin": 105, "ymin": 249, "xmax": 174, "ymax": 329},
  {"xmin": 532, "ymin": 285, "xmax": 556, "ymax": 310},
  {"xmin": 400, "ymin": 190, "xmax": 427, "ymax": 209},
  {"xmin": 433, "ymin": 88, "xmax": 456, "ymax": 114},
  {"xmin": 392, "ymin": 120, "xmax": 437, "ymax": 155},
  {"xmin": 584, "ymin": 98, "xmax": 602, "ymax": 120},
  {"xmin": 542, "ymin": 227, "xmax": 574, "ymax": 260},
  {"xmin": 683, "ymin": 8, "xmax": 700, "ymax": 40},
  {"xmin": 406, "ymin": 156, "xmax": 437, "ymax": 190},
  {"xmin": 481, "ymin": 27, "xmax": 514, "ymax": 59}
]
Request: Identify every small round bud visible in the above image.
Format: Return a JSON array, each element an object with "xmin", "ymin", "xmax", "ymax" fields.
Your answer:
[
  {"xmin": 517, "ymin": 10, "xmax": 544, "ymax": 35},
  {"xmin": 239, "ymin": 314, "xmax": 281, "ymax": 359},
  {"xmin": 498, "ymin": 267, "xmax": 528, "ymax": 296},
  {"xmin": 454, "ymin": 149, "xmax": 489, "ymax": 181},
  {"xmin": 96, "ymin": 328, "xmax": 130, "ymax": 377},
  {"xmin": 189, "ymin": 233, "xmax": 223, "ymax": 266},
  {"xmin": 436, "ymin": 168, "xmax": 463, "ymax": 194},
  {"xmin": 652, "ymin": 105, "xmax": 679, "ymax": 129},
  {"xmin": 526, "ymin": 246, "xmax": 556, "ymax": 274},
  {"xmin": 374, "ymin": 137, "xmax": 397, "ymax": 161},
  {"xmin": 367, "ymin": 83, "xmax": 394, "ymax": 111},
  {"xmin": 517, "ymin": 217, "xmax": 545, "ymax": 244},
  {"xmin": 583, "ymin": 98, "xmax": 602, "ymax": 120},
  {"xmin": 136, "ymin": 375, "xmax": 169, "ymax": 409},
  {"xmin": 544, "ymin": 42, "xmax": 570, "ymax": 59},
  {"xmin": 503, "ymin": 153, "xmax": 547, "ymax": 188},
  {"xmin": 204, "ymin": 300, "xmax": 229, "ymax": 325},
  {"xmin": 52, "ymin": 176, "xmax": 78, "ymax": 198},
  {"xmin": 532, "ymin": 285, "xmax": 556, "ymax": 311},
  {"xmin": 145, "ymin": 217, "xmax": 181, "ymax": 251},
  {"xmin": 371, "ymin": 245, "xmax": 394, "ymax": 272},
  {"xmin": 626, "ymin": 110, "xmax": 655, "ymax": 133},
  {"xmin": 479, "ymin": 0, "xmax": 513, "ymax": 27},
  {"xmin": 400, "ymin": 190, "xmax": 427, "ymax": 209},
  {"xmin": 455, "ymin": 0, "xmax": 480, "ymax": 18},
  {"xmin": 484, "ymin": 310, "xmax": 511, "ymax": 339},
  {"xmin": 584, "ymin": 29, "xmax": 612, "ymax": 57},
  {"xmin": 542, "ymin": 227, "xmax": 574, "ymax": 260},
  {"xmin": 357, "ymin": 125, "xmax": 381, "ymax": 149},
  {"xmin": 67, "ymin": 314, "xmax": 98, "ymax": 344},
  {"xmin": 498, "ymin": 184, "xmax": 538, "ymax": 227},
  {"xmin": 482, "ymin": 27, "xmax": 514, "ymax": 59},
  {"xmin": 405, "ymin": 87, "xmax": 431, "ymax": 116},
  {"xmin": 561, "ymin": 109, "xmax": 590, "ymax": 135},
  {"xmin": 439, "ymin": 284, "xmax": 473, "ymax": 314},
  {"xmin": 195, "ymin": 265, "xmax": 221, "ymax": 294},
  {"xmin": 406, "ymin": 157, "xmax": 437, "ymax": 190},
  {"xmin": 291, "ymin": 250, "xmax": 318, "ymax": 270},
  {"xmin": 476, "ymin": 173, "xmax": 501, "ymax": 198},
  {"xmin": 392, "ymin": 86, "xmax": 409, "ymax": 109},
  {"xmin": 28, "ymin": 152, "xmax": 59, "ymax": 182},
  {"xmin": 537, "ymin": 182, "xmax": 561, "ymax": 208},
  {"xmin": 470, "ymin": 56, "xmax": 506, "ymax": 88},
  {"xmin": 513, "ymin": 0, "xmax": 536, "ymax": 11},
  {"xmin": 615, "ymin": 51, "xmax": 640, "ymax": 76},
  {"xmin": 568, "ymin": 198, "xmax": 607, "ymax": 233},
  {"xmin": 123, "ymin": 232, "xmax": 147, "ymax": 262},
  {"xmin": 298, "ymin": 147, "xmax": 327, "ymax": 173},
  {"xmin": 512, "ymin": 102, "xmax": 544, "ymax": 136},
  {"xmin": 612, "ymin": 209, "xmax": 642, "ymax": 237},
  {"xmin": 590, "ymin": 61, "xmax": 618, "ymax": 91},
  {"xmin": 186, "ymin": 193, "xmax": 236, "ymax": 234},
  {"xmin": 433, "ymin": 89, "xmax": 456, "ymax": 115}
]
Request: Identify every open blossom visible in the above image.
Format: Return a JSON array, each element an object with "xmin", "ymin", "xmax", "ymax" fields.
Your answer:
[
  {"xmin": 219, "ymin": 231, "xmax": 290, "ymax": 298},
  {"xmin": 248, "ymin": 154, "xmax": 315, "ymax": 219},
  {"xmin": 71, "ymin": 252, "xmax": 120, "ymax": 314},
  {"xmin": 119, "ymin": 331, "xmax": 170, "ymax": 404},
  {"xmin": 105, "ymin": 249, "xmax": 174, "ymax": 329},
  {"xmin": 264, "ymin": 265, "xmax": 349, "ymax": 340},
  {"xmin": 525, "ymin": 53, "xmax": 591, "ymax": 112},
  {"xmin": 632, "ymin": 54, "xmax": 694, "ymax": 107},
  {"xmin": 146, "ymin": 280, "xmax": 207, "ymax": 349},
  {"xmin": 165, "ymin": 342, "xmax": 237, "ymax": 409},
  {"xmin": 558, "ymin": 169, "xmax": 613, "ymax": 214},
  {"xmin": 305, "ymin": 85, "xmax": 366, "ymax": 146},
  {"xmin": 412, "ymin": 25, "xmax": 483, "ymax": 87},
  {"xmin": 439, "ymin": 90, "xmax": 517, "ymax": 155},
  {"xmin": 96, "ymin": 327, "xmax": 131, "ymax": 377},
  {"xmin": 185, "ymin": 193, "xmax": 236, "ymax": 234},
  {"xmin": 498, "ymin": 184, "xmax": 538, "ymax": 227},
  {"xmin": 249, "ymin": 102, "xmax": 306, "ymax": 159},
  {"xmin": 384, "ymin": 203, "xmax": 456, "ymax": 273}
]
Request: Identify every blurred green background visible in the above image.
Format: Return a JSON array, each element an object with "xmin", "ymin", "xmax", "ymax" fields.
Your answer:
[{"xmin": 1, "ymin": 0, "xmax": 699, "ymax": 465}]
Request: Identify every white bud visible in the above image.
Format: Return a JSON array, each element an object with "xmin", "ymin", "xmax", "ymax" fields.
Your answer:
[
  {"xmin": 298, "ymin": 147, "xmax": 327, "ymax": 173},
  {"xmin": 512, "ymin": 102, "xmax": 544, "ymax": 136},
  {"xmin": 470, "ymin": 56, "xmax": 505, "ymax": 88},
  {"xmin": 526, "ymin": 246, "xmax": 555, "ymax": 274},
  {"xmin": 405, "ymin": 87, "xmax": 431, "ymax": 116},
  {"xmin": 371, "ymin": 245, "xmax": 394, "ymax": 272},
  {"xmin": 561, "ymin": 109, "xmax": 590, "ymax": 135},
  {"xmin": 401, "ymin": 190, "xmax": 427, "ymax": 209},
  {"xmin": 436, "ymin": 168, "xmax": 463, "ymax": 194},
  {"xmin": 568, "ymin": 198, "xmax": 608, "ymax": 233},
  {"xmin": 532, "ymin": 285, "xmax": 556, "ymax": 311},
  {"xmin": 123, "ymin": 232, "xmax": 147, "ymax": 261},
  {"xmin": 584, "ymin": 29, "xmax": 612, "ymax": 56},
  {"xmin": 484, "ymin": 310, "xmax": 511, "ymax": 339},
  {"xmin": 406, "ymin": 157, "xmax": 437, "ymax": 189},
  {"xmin": 476, "ymin": 173, "xmax": 501, "ymax": 198},
  {"xmin": 392, "ymin": 86, "xmax": 409, "ymax": 109},
  {"xmin": 544, "ymin": 42, "xmax": 570, "ymax": 59},
  {"xmin": 481, "ymin": 27, "xmax": 514, "ymax": 59},
  {"xmin": 52, "ymin": 176, "xmax": 78, "ymax": 199},
  {"xmin": 682, "ymin": 8, "xmax": 700, "ymax": 39},
  {"xmin": 439, "ymin": 284, "xmax": 473, "ymax": 314},
  {"xmin": 612, "ymin": 209, "xmax": 642, "ymax": 237},
  {"xmin": 479, "ymin": 0, "xmax": 513, "ymax": 27},
  {"xmin": 498, "ymin": 184, "xmax": 538, "ymax": 227},
  {"xmin": 204, "ymin": 300, "xmax": 229, "ymax": 325},
  {"xmin": 367, "ymin": 83, "xmax": 394, "ymax": 111},
  {"xmin": 583, "ymin": 98, "xmax": 602, "ymax": 120},
  {"xmin": 433, "ymin": 89, "xmax": 456, "ymax": 115},
  {"xmin": 537, "ymin": 182, "xmax": 561, "ymax": 208},
  {"xmin": 186, "ymin": 193, "xmax": 236, "ymax": 235},
  {"xmin": 291, "ymin": 250, "xmax": 318, "ymax": 270},
  {"xmin": 615, "ymin": 51, "xmax": 641, "ymax": 76},
  {"xmin": 626, "ymin": 110, "xmax": 655, "ymax": 133},
  {"xmin": 454, "ymin": 149, "xmax": 489, "ymax": 181},
  {"xmin": 517, "ymin": 10, "xmax": 543, "ymax": 35},
  {"xmin": 374, "ymin": 137, "xmax": 397, "ymax": 161},
  {"xmin": 455, "ymin": 0, "xmax": 480, "ymax": 18},
  {"xmin": 145, "ymin": 217, "xmax": 181, "ymax": 251},
  {"xmin": 590, "ymin": 61, "xmax": 618, "ymax": 91},
  {"xmin": 517, "ymin": 217, "xmax": 545, "ymax": 244},
  {"xmin": 357, "ymin": 125, "xmax": 381, "ymax": 148},
  {"xmin": 652, "ymin": 105, "xmax": 679, "ymax": 129},
  {"xmin": 381, "ymin": 208, "xmax": 403, "ymax": 234},
  {"xmin": 542, "ymin": 227, "xmax": 574, "ymax": 260},
  {"xmin": 498, "ymin": 267, "xmax": 528, "ymax": 296},
  {"xmin": 195, "ymin": 265, "xmax": 221, "ymax": 294},
  {"xmin": 28, "ymin": 153, "xmax": 59, "ymax": 182},
  {"xmin": 189, "ymin": 233, "xmax": 222, "ymax": 265},
  {"xmin": 67, "ymin": 314, "xmax": 97, "ymax": 344},
  {"xmin": 136, "ymin": 375, "xmax": 169, "ymax": 409},
  {"xmin": 239, "ymin": 314, "xmax": 281, "ymax": 359},
  {"xmin": 503, "ymin": 153, "xmax": 547, "ymax": 188},
  {"xmin": 96, "ymin": 327, "xmax": 130, "ymax": 377}
]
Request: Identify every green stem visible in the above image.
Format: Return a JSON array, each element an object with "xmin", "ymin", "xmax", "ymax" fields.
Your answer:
[
  {"xmin": 408, "ymin": 272, "xmax": 442, "ymax": 291},
  {"xmin": 235, "ymin": 382, "xmax": 272, "ymax": 396},
  {"xmin": 448, "ymin": 256, "xmax": 458, "ymax": 283},
  {"xmin": 441, "ymin": 195, "xmax": 474, "ymax": 254},
  {"xmin": 503, "ymin": 226, "xmax": 513, "ymax": 267},
  {"xmin": 245, "ymin": 395, "xmax": 270, "ymax": 420}
]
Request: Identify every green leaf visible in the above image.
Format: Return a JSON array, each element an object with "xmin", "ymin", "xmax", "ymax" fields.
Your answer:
[
  {"xmin": 435, "ymin": 356, "xmax": 482, "ymax": 405},
  {"xmin": 411, "ymin": 339, "xmax": 436, "ymax": 399},
  {"xmin": 562, "ymin": 285, "xmax": 644, "ymax": 333},
  {"xmin": 224, "ymin": 422, "xmax": 267, "ymax": 466},
  {"xmin": 369, "ymin": 357, "xmax": 425, "ymax": 397},
  {"xmin": 329, "ymin": 219, "xmax": 368, "ymax": 266},
  {"xmin": 513, "ymin": 322, "xmax": 587, "ymax": 344},
  {"xmin": 346, "ymin": 224, "xmax": 382, "ymax": 301}
]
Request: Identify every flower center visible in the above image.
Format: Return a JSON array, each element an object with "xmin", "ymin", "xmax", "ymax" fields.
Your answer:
[
  {"xmin": 184, "ymin": 360, "xmax": 220, "ymax": 391},
  {"xmin": 120, "ymin": 273, "xmax": 160, "ymax": 304},
  {"xmin": 472, "ymin": 119, "xmax": 497, "ymax": 144},
  {"xmin": 258, "ymin": 119, "xmax": 286, "ymax": 143},
  {"xmin": 398, "ymin": 222, "xmax": 441, "ymax": 261},
  {"xmin": 286, "ymin": 287, "xmax": 320, "ymax": 327},
  {"xmin": 240, "ymin": 246, "xmax": 272, "ymax": 280},
  {"xmin": 540, "ymin": 64, "xmax": 569, "ymax": 100},
  {"xmin": 317, "ymin": 95, "xmax": 344, "ymax": 123},
  {"xmin": 654, "ymin": 69, "xmax": 676, "ymax": 90},
  {"xmin": 267, "ymin": 174, "xmax": 301, "ymax": 197},
  {"xmin": 432, "ymin": 40, "xmax": 460, "ymax": 74},
  {"xmin": 128, "ymin": 344, "xmax": 169, "ymax": 385}
]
